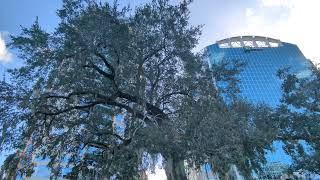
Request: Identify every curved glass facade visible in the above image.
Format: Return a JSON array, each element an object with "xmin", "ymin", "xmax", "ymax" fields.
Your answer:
[
  {"xmin": 207, "ymin": 40, "xmax": 311, "ymax": 107},
  {"xmin": 206, "ymin": 37, "xmax": 313, "ymax": 173}
]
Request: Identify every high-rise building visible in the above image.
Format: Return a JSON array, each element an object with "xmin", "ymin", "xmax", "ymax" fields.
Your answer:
[
  {"xmin": 206, "ymin": 36, "xmax": 312, "ymax": 107},
  {"xmin": 203, "ymin": 36, "xmax": 312, "ymax": 179}
]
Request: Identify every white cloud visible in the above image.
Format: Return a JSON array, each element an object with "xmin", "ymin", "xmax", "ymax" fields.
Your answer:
[
  {"xmin": 242, "ymin": 0, "xmax": 320, "ymax": 64},
  {"xmin": 260, "ymin": 0, "xmax": 292, "ymax": 7},
  {"xmin": 0, "ymin": 32, "xmax": 12, "ymax": 63}
]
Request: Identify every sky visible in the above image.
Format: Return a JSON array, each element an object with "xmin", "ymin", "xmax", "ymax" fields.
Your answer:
[
  {"xmin": 1, "ymin": 0, "xmax": 320, "ymax": 67},
  {"xmin": 188, "ymin": 0, "xmax": 320, "ymax": 65},
  {"xmin": 0, "ymin": 0, "xmax": 319, "ymax": 179}
]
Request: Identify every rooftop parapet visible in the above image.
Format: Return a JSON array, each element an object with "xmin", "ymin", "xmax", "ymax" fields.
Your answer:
[{"xmin": 216, "ymin": 36, "xmax": 282, "ymax": 48}]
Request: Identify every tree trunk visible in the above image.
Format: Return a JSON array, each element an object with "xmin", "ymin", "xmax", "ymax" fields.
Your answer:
[
  {"xmin": 164, "ymin": 155, "xmax": 187, "ymax": 180},
  {"xmin": 139, "ymin": 170, "xmax": 148, "ymax": 180}
]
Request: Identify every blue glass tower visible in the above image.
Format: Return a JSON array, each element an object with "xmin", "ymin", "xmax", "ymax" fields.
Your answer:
[
  {"xmin": 206, "ymin": 36, "xmax": 311, "ymax": 107},
  {"xmin": 205, "ymin": 36, "xmax": 313, "ymax": 170}
]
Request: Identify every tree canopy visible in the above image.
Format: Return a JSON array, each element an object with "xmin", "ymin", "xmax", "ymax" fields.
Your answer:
[
  {"xmin": 276, "ymin": 65, "xmax": 320, "ymax": 175},
  {"xmin": 1, "ymin": 0, "xmax": 318, "ymax": 179}
]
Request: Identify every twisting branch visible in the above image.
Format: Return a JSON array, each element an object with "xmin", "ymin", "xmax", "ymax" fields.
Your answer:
[
  {"xmin": 38, "ymin": 91, "xmax": 154, "ymax": 124},
  {"xmin": 117, "ymin": 91, "xmax": 168, "ymax": 123},
  {"xmin": 83, "ymin": 63, "xmax": 114, "ymax": 80},
  {"xmin": 84, "ymin": 141, "xmax": 110, "ymax": 150},
  {"xmin": 94, "ymin": 50, "xmax": 115, "ymax": 76},
  {"xmin": 35, "ymin": 101, "xmax": 105, "ymax": 116}
]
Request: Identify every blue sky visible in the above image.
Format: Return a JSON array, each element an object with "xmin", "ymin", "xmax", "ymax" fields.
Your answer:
[{"xmin": 1, "ymin": 0, "xmax": 320, "ymax": 69}]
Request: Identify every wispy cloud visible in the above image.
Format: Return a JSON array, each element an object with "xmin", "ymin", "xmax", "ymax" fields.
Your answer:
[
  {"xmin": 0, "ymin": 32, "xmax": 12, "ymax": 63},
  {"xmin": 243, "ymin": 0, "xmax": 320, "ymax": 64}
]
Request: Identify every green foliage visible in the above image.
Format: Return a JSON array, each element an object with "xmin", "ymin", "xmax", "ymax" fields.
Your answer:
[
  {"xmin": 0, "ymin": 0, "xmax": 277, "ymax": 179},
  {"xmin": 277, "ymin": 66, "xmax": 320, "ymax": 174}
]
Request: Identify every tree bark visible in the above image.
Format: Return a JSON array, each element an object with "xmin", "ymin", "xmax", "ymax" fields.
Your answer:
[
  {"xmin": 139, "ymin": 170, "xmax": 148, "ymax": 180},
  {"xmin": 164, "ymin": 155, "xmax": 187, "ymax": 180}
]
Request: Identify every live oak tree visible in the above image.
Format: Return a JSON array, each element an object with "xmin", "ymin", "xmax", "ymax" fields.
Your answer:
[
  {"xmin": 276, "ymin": 65, "xmax": 320, "ymax": 175},
  {"xmin": 0, "ymin": 0, "xmax": 276, "ymax": 179},
  {"xmin": 177, "ymin": 99, "xmax": 277, "ymax": 179}
]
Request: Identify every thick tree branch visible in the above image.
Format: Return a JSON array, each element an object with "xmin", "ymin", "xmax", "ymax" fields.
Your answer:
[
  {"xmin": 117, "ymin": 91, "xmax": 167, "ymax": 124},
  {"xmin": 83, "ymin": 63, "xmax": 114, "ymax": 80},
  {"xmin": 84, "ymin": 141, "xmax": 110, "ymax": 150},
  {"xmin": 94, "ymin": 50, "xmax": 115, "ymax": 75},
  {"xmin": 39, "ymin": 91, "xmax": 154, "ymax": 124},
  {"xmin": 36, "ymin": 101, "xmax": 104, "ymax": 116}
]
